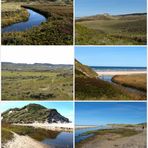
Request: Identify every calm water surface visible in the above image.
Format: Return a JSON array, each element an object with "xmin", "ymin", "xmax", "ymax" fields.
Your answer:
[
  {"xmin": 2, "ymin": 9, "xmax": 46, "ymax": 33},
  {"xmin": 75, "ymin": 126, "xmax": 110, "ymax": 143},
  {"xmin": 42, "ymin": 132, "xmax": 73, "ymax": 148}
]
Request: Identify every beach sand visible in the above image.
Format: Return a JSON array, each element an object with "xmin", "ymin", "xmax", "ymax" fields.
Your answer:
[
  {"xmin": 76, "ymin": 128, "xmax": 146, "ymax": 148},
  {"xmin": 97, "ymin": 71, "xmax": 146, "ymax": 76},
  {"xmin": 13, "ymin": 123, "xmax": 74, "ymax": 132},
  {"xmin": 3, "ymin": 132, "xmax": 52, "ymax": 148}
]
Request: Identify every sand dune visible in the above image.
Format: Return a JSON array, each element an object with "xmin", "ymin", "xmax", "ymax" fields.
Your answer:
[{"xmin": 3, "ymin": 132, "xmax": 52, "ymax": 148}]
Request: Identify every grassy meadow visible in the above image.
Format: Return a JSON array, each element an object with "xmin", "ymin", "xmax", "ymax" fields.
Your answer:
[
  {"xmin": 75, "ymin": 14, "xmax": 146, "ymax": 45},
  {"xmin": 112, "ymin": 74, "xmax": 147, "ymax": 92},
  {"xmin": 2, "ymin": 70, "xmax": 73, "ymax": 100},
  {"xmin": 2, "ymin": 2, "xmax": 73, "ymax": 45}
]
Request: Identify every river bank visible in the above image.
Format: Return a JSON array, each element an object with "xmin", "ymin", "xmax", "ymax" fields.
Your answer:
[
  {"xmin": 13, "ymin": 123, "xmax": 74, "ymax": 132},
  {"xmin": 2, "ymin": 2, "xmax": 29, "ymax": 27},
  {"xmin": 2, "ymin": 123, "xmax": 73, "ymax": 148}
]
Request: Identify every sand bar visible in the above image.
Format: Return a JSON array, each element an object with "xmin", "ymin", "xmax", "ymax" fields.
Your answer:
[
  {"xmin": 13, "ymin": 123, "xmax": 74, "ymax": 132},
  {"xmin": 97, "ymin": 71, "xmax": 146, "ymax": 76}
]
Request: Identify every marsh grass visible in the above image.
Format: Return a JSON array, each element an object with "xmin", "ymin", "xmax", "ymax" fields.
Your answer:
[
  {"xmin": 80, "ymin": 128, "xmax": 140, "ymax": 138},
  {"xmin": 112, "ymin": 74, "xmax": 147, "ymax": 92}
]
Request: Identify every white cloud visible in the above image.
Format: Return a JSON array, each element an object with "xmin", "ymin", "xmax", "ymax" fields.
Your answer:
[{"xmin": 1, "ymin": 46, "xmax": 74, "ymax": 64}]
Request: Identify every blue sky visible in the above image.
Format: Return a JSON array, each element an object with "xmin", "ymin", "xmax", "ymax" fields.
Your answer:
[
  {"xmin": 75, "ymin": 47, "xmax": 146, "ymax": 67},
  {"xmin": 1, "ymin": 102, "xmax": 74, "ymax": 122},
  {"xmin": 75, "ymin": 102, "xmax": 146, "ymax": 125},
  {"xmin": 75, "ymin": 0, "xmax": 146, "ymax": 17}
]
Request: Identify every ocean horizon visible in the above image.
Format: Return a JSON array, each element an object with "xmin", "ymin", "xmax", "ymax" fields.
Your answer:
[{"xmin": 91, "ymin": 66, "xmax": 147, "ymax": 72}]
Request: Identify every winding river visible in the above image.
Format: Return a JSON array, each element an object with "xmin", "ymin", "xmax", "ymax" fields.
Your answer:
[{"xmin": 2, "ymin": 9, "xmax": 46, "ymax": 33}]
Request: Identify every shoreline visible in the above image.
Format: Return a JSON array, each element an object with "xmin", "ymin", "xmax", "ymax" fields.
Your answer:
[
  {"xmin": 13, "ymin": 123, "xmax": 74, "ymax": 132},
  {"xmin": 3, "ymin": 132, "xmax": 50, "ymax": 148},
  {"xmin": 96, "ymin": 71, "xmax": 146, "ymax": 76},
  {"xmin": 76, "ymin": 127, "xmax": 146, "ymax": 148},
  {"xmin": 75, "ymin": 125, "xmax": 98, "ymax": 129}
]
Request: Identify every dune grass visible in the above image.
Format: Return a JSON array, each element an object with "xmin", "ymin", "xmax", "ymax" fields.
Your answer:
[
  {"xmin": 75, "ymin": 14, "xmax": 146, "ymax": 45},
  {"xmin": 112, "ymin": 74, "xmax": 147, "ymax": 92},
  {"xmin": 2, "ymin": 3, "xmax": 73, "ymax": 45},
  {"xmin": 2, "ymin": 128, "xmax": 14, "ymax": 144},
  {"xmin": 2, "ymin": 70, "xmax": 73, "ymax": 100}
]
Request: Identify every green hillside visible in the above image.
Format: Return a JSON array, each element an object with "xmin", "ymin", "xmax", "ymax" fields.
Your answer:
[
  {"xmin": 76, "ymin": 13, "xmax": 146, "ymax": 45},
  {"xmin": 2, "ymin": 103, "xmax": 70, "ymax": 123}
]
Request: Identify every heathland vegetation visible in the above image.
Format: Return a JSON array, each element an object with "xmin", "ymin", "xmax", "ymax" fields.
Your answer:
[
  {"xmin": 2, "ymin": 62, "xmax": 73, "ymax": 100},
  {"xmin": 75, "ymin": 60, "xmax": 146, "ymax": 100},
  {"xmin": 2, "ymin": 0, "xmax": 73, "ymax": 45},
  {"xmin": 76, "ymin": 13, "xmax": 146, "ymax": 45}
]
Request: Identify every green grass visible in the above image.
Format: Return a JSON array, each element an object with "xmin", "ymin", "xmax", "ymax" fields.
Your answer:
[
  {"xmin": 2, "ymin": 128, "xmax": 14, "ymax": 144},
  {"xmin": 2, "ymin": 70, "xmax": 73, "ymax": 100},
  {"xmin": 76, "ymin": 14, "xmax": 146, "ymax": 45},
  {"xmin": 2, "ymin": 3, "xmax": 73, "ymax": 45},
  {"xmin": 80, "ymin": 128, "xmax": 140, "ymax": 138},
  {"xmin": 112, "ymin": 74, "xmax": 147, "ymax": 92}
]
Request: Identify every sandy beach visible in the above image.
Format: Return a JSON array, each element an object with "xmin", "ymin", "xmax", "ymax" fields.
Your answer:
[
  {"xmin": 97, "ymin": 71, "xmax": 146, "ymax": 76},
  {"xmin": 76, "ymin": 128, "xmax": 146, "ymax": 148},
  {"xmin": 75, "ymin": 125, "xmax": 97, "ymax": 129},
  {"xmin": 3, "ymin": 132, "xmax": 52, "ymax": 148},
  {"xmin": 13, "ymin": 123, "xmax": 74, "ymax": 132}
]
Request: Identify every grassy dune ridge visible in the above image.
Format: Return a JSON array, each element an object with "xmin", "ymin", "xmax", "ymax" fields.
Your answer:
[
  {"xmin": 112, "ymin": 74, "xmax": 147, "ymax": 92},
  {"xmin": 76, "ymin": 13, "xmax": 146, "ymax": 45}
]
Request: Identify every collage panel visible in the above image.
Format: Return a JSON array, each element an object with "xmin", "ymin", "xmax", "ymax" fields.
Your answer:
[
  {"xmin": 1, "ymin": 46, "xmax": 74, "ymax": 100},
  {"xmin": 75, "ymin": 0, "xmax": 147, "ymax": 45},
  {"xmin": 75, "ymin": 102, "xmax": 147, "ymax": 148},
  {"xmin": 75, "ymin": 46, "xmax": 147, "ymax": 100},
  {"xmin": 1, "ymin": 101, "xmax": 74, "ymax": 148},
  {"xmin": 1, "ymin": 0, "xmax": 73, "ymax": 45}
]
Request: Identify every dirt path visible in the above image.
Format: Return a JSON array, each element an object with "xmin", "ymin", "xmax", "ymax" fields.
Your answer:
[
  {"xmin": 78, "ymin": 130, "xmax": 146, "ymax": 148},
  {"xmin": 3, "ymin": 132, "xmax": 53, "ymax": 148}
]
